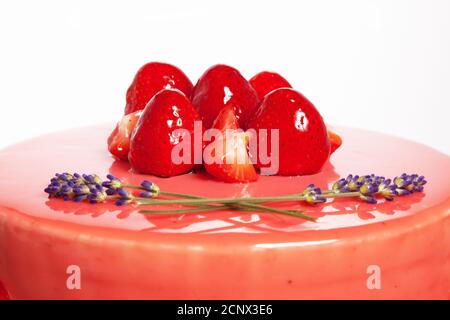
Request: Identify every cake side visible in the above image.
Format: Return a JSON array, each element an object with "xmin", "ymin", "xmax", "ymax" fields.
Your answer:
[{"xmin": 0, "ymin": 199, "xmax": 448, "ymax": 299}]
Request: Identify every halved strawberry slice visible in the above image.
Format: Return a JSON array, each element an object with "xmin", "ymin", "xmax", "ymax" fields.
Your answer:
[
  {"xmin": 327, "ymin": 127, "xmax": 342, "ymax": 154},
  {"xmin": 211, "ymin": 102, "xmax": 240, "ymax": 132},
  {"xmin": 204, "ymin": 132, "xmax": 258, "ymax": 183},
  {"xmin": 108, "ymin": 110, "xmax": 142, "ymax": 160},
  {"xmin": 204, "ymin": 104, "xmax": 258, "ymax": 183}
]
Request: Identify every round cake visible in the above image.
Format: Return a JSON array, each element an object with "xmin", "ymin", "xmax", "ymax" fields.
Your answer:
[{"xmin": 0, "ymin": 124, "xmax": 448, "ymax": 299}]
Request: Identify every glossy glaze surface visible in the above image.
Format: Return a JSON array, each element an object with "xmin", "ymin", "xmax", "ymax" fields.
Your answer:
[{"xmin": 0, "ymin": 124, "xmax": 448, "ymax": 299}]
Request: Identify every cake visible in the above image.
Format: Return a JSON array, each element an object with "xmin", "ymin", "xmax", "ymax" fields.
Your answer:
[
  {"xmin": 0, "ymin": 124, "xmax": 448, "ymax": 299},
  {"xmin": 0, "ymin": 62, "xmax": 448, "ymax": 299}
]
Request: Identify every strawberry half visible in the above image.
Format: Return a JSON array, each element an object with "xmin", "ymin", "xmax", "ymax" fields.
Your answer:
[
  {"xmin": 327, "ymin": 127, "xmax": 342, "ymax": 154},
  {"xmin": 211, "ymin": 102, "xmax": 240, "ymax": 132},
  {"xmin": 108, "ymin": 110, "xmax": 142, "ymax": 160},
  {"xmin": 203, "ymin": 104, "xmax": 258, "ymax": 183}
]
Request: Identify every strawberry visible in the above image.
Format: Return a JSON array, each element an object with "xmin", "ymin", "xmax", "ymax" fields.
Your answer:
[
  {"xmin": 249, "ymin": 71, "xmax": 292, "ymax": 100},
  {"xmin": 129, "ymin": 89, "xmax": 202, "ymax": 177},
  {"xmin": 250, "ymin": 71, "xmax": 342, "ymax": 155},
  {"xmin": 191, "ymin": 64, "xmax": 260, "ymax": 129},
  {"xmin": 247, "ymin": 88, "xmax": 330, "ymax": 176},
  {"xmin": 108, "ymin": 110, "xmax": 142, "ymax": 160},
  {"xmin": 203, "ymin": 103, "xmax": 258, "ymax": 183},
  {"xmin": 125, "ymin": 62, "xmax": 193, "ymax": 114},
  {"xmin": 327, "ymin": 127, "xmax": 342, "ymax": 154}
]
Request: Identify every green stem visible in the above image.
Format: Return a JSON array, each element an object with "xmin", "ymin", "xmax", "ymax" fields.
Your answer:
[
  {"xmin": 124, "ymin": 185, "xmax": 195, "ymax": 199},
  {"xmin": 141, "ymin": 190, "xmax": 315, "ymax": 221},
  {"xmin": 123, "ymin": 184, "xmax": 144, "ymax": 190},
  {"xmin": 136, "ymin": 194, "xmax": 302, "ymax": 205},
  {"xmin": 160, "ymin": 191, "xmax": 202, "ymax": 199},
  {"xmin": 124, "ymin": 184, "xmax": 357, "ymax": 221},
  {"xmin": 125, "ymin": 185, "xmax": 315, "ymax": 221},
  {"xmin": 126, "ymin": 183, "xmax": 359, "ymax": 202},
  {"xmin": 139, "ymin": 202, "xmax": 314, "ymax": 221}
]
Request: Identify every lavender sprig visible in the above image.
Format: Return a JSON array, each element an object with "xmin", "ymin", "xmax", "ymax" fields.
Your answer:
[
  {"xmin": 331, "ymin": 173, "xmax": 427, "ymax": 204},
  {"xmin": 44, "ymin": 172, "xmax": 427, "ymax": 221},
  {"xmin": 302, "ymin": 184, "xmax": 326, "ymax": 204}
]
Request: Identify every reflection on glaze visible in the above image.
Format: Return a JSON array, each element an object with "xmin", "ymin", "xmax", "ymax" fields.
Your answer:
[{"xmin": 254, "ymin": 239, "xmax": 338, "ymax": 249}]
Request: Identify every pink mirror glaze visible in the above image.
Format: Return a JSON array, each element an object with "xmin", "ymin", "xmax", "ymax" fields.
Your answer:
[{"xmin": 0, "ymin": 124, "xmax": 448, "ymax": 299}]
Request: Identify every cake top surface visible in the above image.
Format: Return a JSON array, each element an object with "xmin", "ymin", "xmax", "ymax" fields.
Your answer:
[{"xmin": 0, "ymin": 124, "xmax": 448, "ymax": 240}]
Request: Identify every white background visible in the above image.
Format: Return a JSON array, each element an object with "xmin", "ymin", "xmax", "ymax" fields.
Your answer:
[{"xmin": 0, "ymin": 0, "xmax": 449, "ymax": 154}]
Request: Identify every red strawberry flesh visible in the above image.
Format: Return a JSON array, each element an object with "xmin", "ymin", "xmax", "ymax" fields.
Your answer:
[
  {"xmin": 204, "ymin": 104, "xmax": 257, "ymax": 183},
  {"xmin": 108, "ymin": 110, "xmax": 142, "ymax": 160}
]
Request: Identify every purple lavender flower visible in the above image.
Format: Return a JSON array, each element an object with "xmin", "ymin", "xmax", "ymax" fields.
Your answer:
[
  {"xmin": 115, "ymin": 188, "xmax": 134, "ymax": 206},
  {"xmin": 359, "ymin": 182, "xmax": 378, "ymax": 196},
  {"xmin": 378, "ymin": 181, "xmax": 397, "ymax": 201},
  {"xmin": 82, "ymin": 174, "xmax": 102, "ymax": 185},
  {"xmin": 44, "ymin": 184, "xmax": 60, "ymax": 197},
  {"xmin": 394, "ymin": 173, "xmax": 427, "ymax": 195},
  {"xmin": 115, "ymin": 199, "xmax": 129, "ymax": 206},
  {"xmin": 71, "ymin": 173, "xmax": 85, "ymax": 185},
  {"xmin": 332, "ymin": 178, "xmax": 348, "ymax": 192},
  {"xmin": 330, "ymin": 173, "xmax": 426, "ymax": 204},
  {"xmin": 44, "ymin": 172, "xmax": 154, "ymax": 206},
  {"xmin": 45, "ymin": 173, "xmax": 107, "ymax": 203},
  {"xmin": 55, "ymin": 173, "xmax": 73, "ymax": 181},
  {"xmin": 73, "ymin": 184, "xmax": 90, "ymax": 196},
  {"xmin": 346, "ymin": 175, "xmax": 364, "ymax": 191},
  {"xmin": 412, "ymin": 175, "xmax": 427, "ymax": 192},
  {"xmin": 141, "ymin": 180, "xmax": 160, "ymax": 196},
  {"xmin": 87, "ymin": 189, "xmax": 107, "ymax": 204},
  {"xmin": 102, "ymin": 174, "xmax": 123, "ymax": 195},
  {"xmin": 302, "ymin": 184, "xmax": 326, "ymax": 204},
  {"xmin": 360, "ymin": 194, "xmax": 377, "ymax": 204},
  {"xmin": 139, "ymin": 191, "xmax": 154, "ymax": 198}
]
